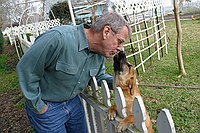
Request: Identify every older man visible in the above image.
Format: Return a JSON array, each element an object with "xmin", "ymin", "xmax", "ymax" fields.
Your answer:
[{"xmin": 16, "ymin": 11, "xmax": 131, "ymax": 133}]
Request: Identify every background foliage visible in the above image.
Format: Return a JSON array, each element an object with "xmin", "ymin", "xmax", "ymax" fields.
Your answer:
[{"xmin": 49, "ymin": 1, "xmax": 71, "ymax": 25}]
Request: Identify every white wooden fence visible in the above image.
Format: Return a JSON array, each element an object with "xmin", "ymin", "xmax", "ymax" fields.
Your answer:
[
  {"xmin": 3, "ymin": 19, "xmax": 60, "ymax": 59},
  {"xmin": 81, "ymin": 76, "xmax": 176, "ymax": 133}
]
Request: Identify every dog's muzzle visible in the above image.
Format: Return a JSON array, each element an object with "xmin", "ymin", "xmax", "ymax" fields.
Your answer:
[{"xmin": 113, "ymin": 51, "xmax": 132, "ymax": 74}]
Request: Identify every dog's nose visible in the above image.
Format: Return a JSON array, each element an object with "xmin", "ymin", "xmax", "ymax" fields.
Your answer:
[
  {"xmin": 118, "ymin": 51, "xmax": 123, "ymax": 55},
  {"xmin": 118, "ymin": 51, "xmax": 126, "ymax": 57}
]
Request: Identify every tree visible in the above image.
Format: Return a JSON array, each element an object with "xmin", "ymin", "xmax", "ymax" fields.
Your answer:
[
  {"xmin": 173, "ymin": 0, "xmax": 187, "ymax": 76},
  {"xmin": 0, "ymin": 0, "xmax": 28, "ymax": 29},
  {"xmin": 49, "ymin": 1, "xmax": 71, "ymax": 25}
]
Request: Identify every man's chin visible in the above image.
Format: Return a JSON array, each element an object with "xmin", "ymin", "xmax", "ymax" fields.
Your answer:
[
  {"xmin": 103, "ymin": 52, "xmax": 117, "ymax": 58},
  {"xmin": 106, "ymin": 54, "xmax": 116, "ymax": 59}
]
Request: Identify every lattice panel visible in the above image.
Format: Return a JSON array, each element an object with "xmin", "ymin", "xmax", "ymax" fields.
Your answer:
[
  {"xmin": 109, "ymin": 0, "xmax": 168, "ymax": 73},
  {"xmin": 3, "ymin": 19, "xmax": 60, "ymax": 44},
  {"xmin": 110, "ymin": 0, "xmax": 162, "ymax": 15}
]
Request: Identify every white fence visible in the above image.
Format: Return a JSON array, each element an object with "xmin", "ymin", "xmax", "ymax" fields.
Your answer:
[
  {"xmin": 81, "ymin": 76, "xmax": 176, "ymax": 133},
  {"xmin": 3, "ymin": 19, "xmax": 60, "ymax": 59}
]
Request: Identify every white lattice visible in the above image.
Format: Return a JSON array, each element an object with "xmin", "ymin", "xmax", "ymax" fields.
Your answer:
[
  {"xmin": 3, "ymin": 19, "xmax": 60, "ymax": 59},
  {"xmin": 108, "ymin": 0, "xmax": 168, "ymax": 73},
  {"xmin": 110, "ymin": 0, "xmax": 162, "ymax": 15},
  {"xmin": 3, "ymin": 19, "xmax": 60, "ymax": 44}
]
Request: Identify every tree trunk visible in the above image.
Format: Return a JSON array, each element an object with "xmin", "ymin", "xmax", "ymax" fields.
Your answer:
[
  {"xmin": 173, "ymin": 0, "xmax": 187, "ymax": 76},
  {"xmin": 91, "ymin": 0, "xmax": 98, "ymax": 24}
]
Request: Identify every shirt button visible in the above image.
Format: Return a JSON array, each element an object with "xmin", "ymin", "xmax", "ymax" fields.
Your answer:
[
  {"xmin": 78, "ymin": 82, "xmax": 80, "ymax": 84},
  {"xmin": 83, "ymin": 69, "xmax": 85, "ymax": 72}
]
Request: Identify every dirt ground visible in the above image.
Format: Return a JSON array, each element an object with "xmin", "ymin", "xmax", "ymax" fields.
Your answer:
[{"xmin": 0, "ymin": 89, "xmax": 32, "ymax": 133}]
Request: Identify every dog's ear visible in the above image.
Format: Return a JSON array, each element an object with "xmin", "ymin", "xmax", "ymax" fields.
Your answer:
[{"xmin": 129, "ymin": 68, "xmax": 140, "ymax": 95}]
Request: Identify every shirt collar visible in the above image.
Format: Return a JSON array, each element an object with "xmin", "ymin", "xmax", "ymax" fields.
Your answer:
[{"xmin": 77, "ymin": 24, "xmax": 90, "ymax": 51}]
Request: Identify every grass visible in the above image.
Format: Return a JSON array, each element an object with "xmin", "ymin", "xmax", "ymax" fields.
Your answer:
[
  {"xmin": 0, "ymin": 44, "xmax": 22, "ymax": 109},
  {"xmin": 105, "ymin": 20, "xmax": 200, "ymax": 132},
  {"xmin": 0, "ymin": 45, "xmax": 19, "ymax": 94}
]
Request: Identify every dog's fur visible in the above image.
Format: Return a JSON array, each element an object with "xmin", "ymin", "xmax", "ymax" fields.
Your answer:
[{"xmin": 108, "ymin": 51, "xmax": 154, "ymax": 133}]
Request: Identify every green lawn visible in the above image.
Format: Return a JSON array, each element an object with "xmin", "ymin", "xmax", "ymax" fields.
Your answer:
[
  {"xmin": 0, "ymin": 47, "xmax": 19, "ymax": 94},
  {"xmin": 105, "ymin": 20, "xmax": 200, "ymax": 132}
]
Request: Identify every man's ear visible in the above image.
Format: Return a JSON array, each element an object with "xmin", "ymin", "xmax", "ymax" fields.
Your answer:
[{"xmin": 102, "ymin": 25, "xmax": 112, "ymax": 39}]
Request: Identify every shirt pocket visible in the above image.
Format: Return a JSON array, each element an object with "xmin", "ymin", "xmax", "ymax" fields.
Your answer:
[
  {"xmin": 56, "ymin": 61, "xmax": 78, "ymax": 75},
  {"xmin": 54, "ymin": 61, "xmax": 78, "ymax": 81}
]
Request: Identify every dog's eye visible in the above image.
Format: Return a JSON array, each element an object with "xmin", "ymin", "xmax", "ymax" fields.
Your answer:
[
  {"xmin": 127, "ymin": 63, "xmax": 132, "ymax": 68},
  {"xmin": 119, "ymin": 71, "xmax": 123, "ymax": 75}
]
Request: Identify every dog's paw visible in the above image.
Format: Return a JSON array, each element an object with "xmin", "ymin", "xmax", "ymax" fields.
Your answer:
[
  {"xmin": 107, "ymin": 108, "xmax": 117, "ymax": 120},
  {"xmin": 117, "ymin": 120, "xmax": 129, "ymax": 132}
]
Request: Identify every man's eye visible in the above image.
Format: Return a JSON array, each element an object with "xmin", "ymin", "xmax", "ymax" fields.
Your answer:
[{"xmin": 118, "ymin": 39, "xmax": 124, "ymax": 44}]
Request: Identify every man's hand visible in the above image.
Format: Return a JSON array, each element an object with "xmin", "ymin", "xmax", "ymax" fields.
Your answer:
[{"xmin": 35, "ymin": 104, "xmax": 48, "ymax": 114}]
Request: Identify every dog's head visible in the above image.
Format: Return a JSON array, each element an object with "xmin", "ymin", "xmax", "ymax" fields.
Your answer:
[{"xmin": 113, "ymin": 51, "xmax": 138, "ymax": 95}]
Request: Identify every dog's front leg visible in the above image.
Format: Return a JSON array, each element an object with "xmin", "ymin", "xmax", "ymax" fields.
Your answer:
[
  {"xmin": 108, "ymin": 104, "xmax": 117, "ymax": 120},
  {"xmin": 117, "ymin": 115, "xmax": 134, "ymax": 132}
]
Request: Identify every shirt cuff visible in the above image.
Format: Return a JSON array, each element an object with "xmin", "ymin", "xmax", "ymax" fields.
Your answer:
[{"xmin": 25, "ymin": 99, "xmax": 46, "ymax": 113}]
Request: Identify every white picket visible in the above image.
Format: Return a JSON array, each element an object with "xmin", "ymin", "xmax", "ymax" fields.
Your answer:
[
  {"xmin": 101, "ymin": 80, "xmax": 115, "ymax": 133},
  {"xmin": 101, "ymin": 80, "xmax": 111, "ymax": 107},
  {"xmin": 157, "ymin": 108, "xmax": 176, "ymax": 133},
  {"xmin": 133, "ymin": 96, "xmax": 148, "ymax": 133},
  {"xmin": 90, "ymin": 77, "xmax": 104, "ymax": 133},
  {"xmin": 115, "ymin": 87, "xmax": 127, "ymax": 118}
]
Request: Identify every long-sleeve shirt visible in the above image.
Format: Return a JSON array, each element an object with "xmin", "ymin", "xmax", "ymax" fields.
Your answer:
[{"xmin": 16, "ymin": 24, "xmax": 112, "ymax": 112}]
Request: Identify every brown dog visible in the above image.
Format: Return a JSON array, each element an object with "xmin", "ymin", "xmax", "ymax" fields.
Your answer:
[{"xmin": 108, "ymin": 51, "xmax": 154, "ymax": 133}]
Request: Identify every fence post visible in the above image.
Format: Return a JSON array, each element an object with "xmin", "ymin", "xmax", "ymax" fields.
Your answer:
[
  {"xmin": 157, "ymin": 108, "xmax": 176, "ymax": 133},
  {"xmin": 133, "ymin": 96, "xmax": 148, "ymax": 133},
  {"xmin": 101, "ymin": 80, "xmax": 115, "ymax": 133},
  {"xmin": 115, "ymin": 87, "xmax": 127, "ymax": 118},
  {"xmin": 90, "ymin": 76, "xmax": 104, "ymax": 133}
]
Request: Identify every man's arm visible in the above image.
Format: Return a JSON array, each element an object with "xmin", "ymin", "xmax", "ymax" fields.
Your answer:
[
  {"xmin": 16, "ymin": 30, "xmax": 62, "ymax": 113},
  {"xmin": 96, "ymin": 62, "xmax": 113, "ymax": 90}
]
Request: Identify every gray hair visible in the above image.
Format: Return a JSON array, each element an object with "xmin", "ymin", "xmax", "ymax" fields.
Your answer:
[{"xmin": 91, "ymin": 12, "xmax": 132, "ymax": 37}]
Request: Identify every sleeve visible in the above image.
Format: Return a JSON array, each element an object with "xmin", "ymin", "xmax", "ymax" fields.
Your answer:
[
  {"xmin": 16, "ymin": 30, "xmax": 62, "ymax": 113},
  {"xmin": 96, "ymin": 59, "xmax": 113, "ymax": 90}
]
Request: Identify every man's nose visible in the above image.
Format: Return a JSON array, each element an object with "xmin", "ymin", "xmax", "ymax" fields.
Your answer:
[{"xmin": 116, "ymin": 45, "xmax": 124, "ymax": 51}]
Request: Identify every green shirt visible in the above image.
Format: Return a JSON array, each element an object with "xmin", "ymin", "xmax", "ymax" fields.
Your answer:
[{"xmin": 16, "ymin": 24, "xmax": 106, "ymax": 112}]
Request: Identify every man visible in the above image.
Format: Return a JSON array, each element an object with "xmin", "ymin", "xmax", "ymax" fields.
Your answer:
[{"xmin": 16, "ymin": 12, "xmax": 131, "ymax": 133}]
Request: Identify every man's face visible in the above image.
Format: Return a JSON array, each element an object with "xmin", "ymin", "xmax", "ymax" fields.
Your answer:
[{"xmin": 101, "ymin": 26, "xmax": 129, "ymax": 58}]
